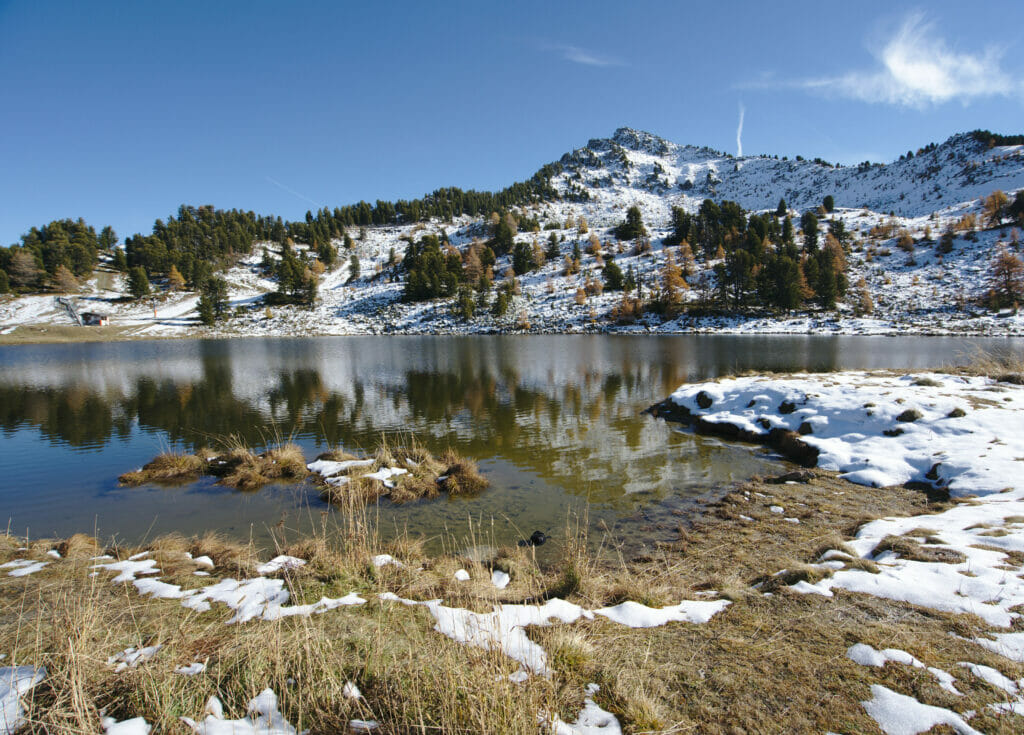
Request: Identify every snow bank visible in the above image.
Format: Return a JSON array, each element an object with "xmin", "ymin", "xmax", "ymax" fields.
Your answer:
[{"xmin": 670, "ymin": 372, "xmax": 1024, "ymax": 496}]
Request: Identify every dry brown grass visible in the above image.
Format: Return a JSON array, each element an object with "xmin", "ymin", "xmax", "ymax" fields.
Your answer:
[
  {"xmin": 318, "ymin": 440, "xmax": 490, "ymax": 507},
  {"xmin": 118, "ymin": 451, "xmax": 205, "ymax": 486},
  {"xmin": 951, "ymin": 346, "xmax": 1024, "ymax": 384},
  {"xmin": 214, "ymin": 442, "xmax": 310, "ymax": 491},
  {"xmin": 3, "ymin": 470, "xmax": 1023, "ymax": 733}
]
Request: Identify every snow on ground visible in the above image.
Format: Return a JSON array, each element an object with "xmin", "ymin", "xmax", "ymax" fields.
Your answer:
[
  {"xmin": 547, "ymin": 684, "xmax": 622, "ymax": 735},
  {"xmin": 670, "ymin": 370, "xmax": 1024, "ymax": 727},
  {"xmin": 181, "ymin": 689, "xmax": 303, "ymax": 735},
  {"xmin": 670, "ymin": 372, "xmax": 1024, "ymax": 495},
  {"xmin": 2, "ymin": 131, "xmax": 1022, "ymax": 340},
  {"xmin": 101, "ymin": 715, "xmax": 152, "ymax": 734},
  {"xmin": 379, "ymin": 592, "xmax": 729, "ymax": 678},
  {"xmin": 107, "ymin": 646, "xmax": 162, "ymax": 673},
  {"xmin": 861, "ymin": 685, "xmax": 981, "ymax": 735},
  {"xmin": 0, "ymin": 666, "xmax": 45, "ymax": 735}
]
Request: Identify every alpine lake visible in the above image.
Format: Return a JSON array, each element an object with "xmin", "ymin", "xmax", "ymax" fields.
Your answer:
[{"xmin": 0, "ymin": 334, "xmax": 1019, "ymax": 560}]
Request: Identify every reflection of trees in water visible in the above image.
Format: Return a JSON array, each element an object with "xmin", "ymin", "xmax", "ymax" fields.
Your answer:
[
  {"xmin": 0, "ymin": 349, "xmax": 703, "ymax": 500},
  {"xmin": 0, "ymin": 385, "xmax": 124, "ymax": 448}
]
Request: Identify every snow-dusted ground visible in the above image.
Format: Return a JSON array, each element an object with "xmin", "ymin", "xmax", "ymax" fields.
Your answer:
[
  {"xmin": 669, "ymin": 370, "xmax": 1024, "ymax": 729},
  {"xmin": 0, "ymin": 536, "xmax": 730, "ymax": 732},
  {"xmin": 2, "ymin": 130, "xmax": 1022, "ymax": 339}
]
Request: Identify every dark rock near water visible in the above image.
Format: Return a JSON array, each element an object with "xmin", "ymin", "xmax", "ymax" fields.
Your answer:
[{"xmin": 518, "ymin": 530, "xmax": 549, "ymax": 547}]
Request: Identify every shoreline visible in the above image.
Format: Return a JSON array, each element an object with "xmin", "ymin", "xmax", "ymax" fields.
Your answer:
[{"xmin": 3, "ymin": 321, "xmax": 1024, "ymax": 346}]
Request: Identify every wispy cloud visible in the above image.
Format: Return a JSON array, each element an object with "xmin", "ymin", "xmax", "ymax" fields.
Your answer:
[
  {"xmin": 549, "ymin": 43, "xmax": 624, "ymax": 68},
  {"xmin": 745, "ymin": 13, "xmax": 1017, "ymax": 108}
]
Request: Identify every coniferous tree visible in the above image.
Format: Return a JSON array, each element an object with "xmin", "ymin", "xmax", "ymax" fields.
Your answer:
[
  {"xmin": 614, "ymin": 205, "xmax": 647, "ymax": 241},
  {"xmin": 776, "ymin": 198, "xmax": 787, "ymax": 217},
  {"xmin": 197, "ymin": 276, "xmax": 229, "ymax": 325},
  {"xmin": 545, "ymin": 232, "xmax": 560, "ymax": 260},
  {"xmin": 659, "ymin": 251, "xmax": 686, "ymax": 313},
  {"xmin": 127, "ymin": 266, "xmax": 151, "ymax": 298},
  {"xmin": 602, "ymin": 260, "xmax": 624, "ymax": 291},
  {"xmin": 491, "ymin": 215, "xmax": 514, "ymax": 255},
  {"xmin": 988, "ymin": 245, "xmax": 1024, "ymax": 308},
  {"xmin": 801, "ymin": 212, "xmax": 819, "ymax": 253},
  {"xmin": 512, "ymin": 241, "xmax": 535, "ymax": 275},
  {"xmin": 99, "ymin": 226, "xmax": 117, "ymax": 250}
]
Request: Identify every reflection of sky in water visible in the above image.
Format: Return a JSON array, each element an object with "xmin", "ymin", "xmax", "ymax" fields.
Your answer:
[{"xmin": 0, "ymin": 335, "xmax": 1018, "ymax": 553}]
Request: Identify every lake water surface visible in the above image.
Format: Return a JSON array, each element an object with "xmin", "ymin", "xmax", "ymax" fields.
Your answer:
[{"xmin": 0, "ymin": 335, "xmax": 1019, "ymax": 555}]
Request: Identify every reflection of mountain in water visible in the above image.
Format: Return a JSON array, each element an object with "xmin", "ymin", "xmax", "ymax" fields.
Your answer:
[
  {"xmin": 0, "ymin": 334, "xmax": 996, "ymax": 506},
  {"xmin": 0, "ymin": 338, "xmax": 712, "ymax": 501}
]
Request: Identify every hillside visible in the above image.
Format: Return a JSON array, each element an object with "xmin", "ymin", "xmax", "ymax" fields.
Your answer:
[{"xmin": 2, "ymin": 128, "xmax": 1023, "ymax": 340}]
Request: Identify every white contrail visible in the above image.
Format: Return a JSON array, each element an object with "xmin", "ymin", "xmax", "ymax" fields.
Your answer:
[
  {"xmin": 736, "ymin": 102, "xmax": 745, "ymax": 157},
  {"xmin": 265, "ymin": 176, "xmax": 323, "ymax": 209}
]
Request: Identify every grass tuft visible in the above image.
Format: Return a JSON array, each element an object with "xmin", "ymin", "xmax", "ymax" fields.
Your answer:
[{"xmin": 118, "ymin": 451, "xmax": 205, "ymax": 486}]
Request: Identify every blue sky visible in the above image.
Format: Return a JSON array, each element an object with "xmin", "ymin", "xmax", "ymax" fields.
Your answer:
[{"xmin": 1, "ymin": 0, "xmax": 1021, "ymax": 244}]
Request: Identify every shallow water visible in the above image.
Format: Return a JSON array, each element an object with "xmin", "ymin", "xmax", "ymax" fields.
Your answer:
[{"xmin": 0, "ymin": 335, "xmax": 1019, "ymax": 555}]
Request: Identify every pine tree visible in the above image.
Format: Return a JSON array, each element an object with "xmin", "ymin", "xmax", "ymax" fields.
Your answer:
[
  {"xmin": 99, "ymin": 226, "xmax": 117, "ymax": 250},
  {"xmin": 454, "ymin": 286, "xmax": 475, "ymax": 320},
  {"xmin": 776, "ymin": 198, "xmax": 787, "ymax": 217},
  {"xmin": 545, "ymin": 232, "xmax": 560, "ymax": 260},
  {"xmin": 823, "ymin": 195, "xmax": 835, "ymax": 213},
  {"xmin": 197, "ymin": 276, "xmax": 229, "ymax": 325},
  {"xmin": 614, "ymin": 206, "xmax": 646, "ymax": 241},
  {"xmin": 112, "ymin": 248, "xmax": 128, "ymax": 272},
  {"xmin": 127, "ymin": 266, "xmax": 150, "ymax": 298},
  {"xmin": 348, "ymin": 254, "xmax": 360, "ymax": 282},
  {"xmin": 801, "ymin": 212, "xmax": 819, "ymax": 253},
  {"xmin": 602, "ymin": 260, "xmax": 624, "ymax": 291}
]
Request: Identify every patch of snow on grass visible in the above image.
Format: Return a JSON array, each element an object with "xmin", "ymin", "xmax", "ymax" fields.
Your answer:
[
  {"xmin": 548, "ymin": 684, "xmax": 622, "ymax": 735},
  {"xmin": 255, "ymin": 556, "xmax": 306, "ymax": 574},
  {"xmin": 107, "ymin": 645, "xmax": 162, "ymax": 673},
  {"xmin": 860, "ymin": 684, "xmax": 981, "ymax": 735},
  {"xmin": 0, "ymin": 666, "xmax": 45, "ymax": 735},
  {"xmin": 101, "ymin": 716, "xmax": 152, "ymax": 734},
  {"xmin": 182, "ymin": 689, "xmax": 305, "ymax": 735},
  {"xmin": 594, "ymin": 599, "xmax": 731, "ymax": 627},
  {"xmin": 0, "ymin": 559, "xmax": 49, "ymax": 577}
]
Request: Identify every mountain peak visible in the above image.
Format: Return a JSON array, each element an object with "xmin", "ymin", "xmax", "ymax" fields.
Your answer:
[{"xmin": 609, "ymin": 127, "xmax": 671, "ymax": 155}]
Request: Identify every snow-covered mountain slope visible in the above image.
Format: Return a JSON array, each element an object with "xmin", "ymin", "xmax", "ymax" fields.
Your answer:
[
  {"xmin": 555, "ymin": 127, "xmax": 1024, "ymax": 223},
  {"xmin": 1, "ymin": 128, "xmax": 1023, "ymax": 339}
]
